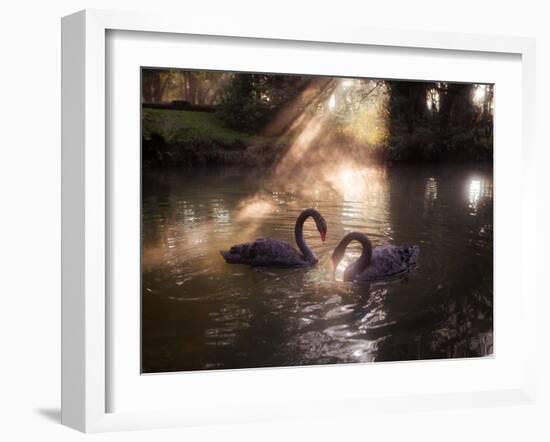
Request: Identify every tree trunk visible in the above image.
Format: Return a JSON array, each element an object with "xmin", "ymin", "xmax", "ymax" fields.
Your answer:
[
  {"xmin": 439, "ymin": 83, "xmax": 474, "ymax": 128},
  {"xmin": 388, "ymin": 82, "xmax": 428, "ymax": 133}
]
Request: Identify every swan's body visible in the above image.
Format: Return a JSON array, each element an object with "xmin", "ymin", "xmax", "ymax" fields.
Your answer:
[
  {"xmin": 221, "ymin": 208, "xmax": 327, "ymax": 267},
  {"xmin": 332, "ymin": 232, "xmax": 419, "ymax": 282}
]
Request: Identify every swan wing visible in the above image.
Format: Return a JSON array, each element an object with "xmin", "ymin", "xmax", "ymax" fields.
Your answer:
[
  {"xmin": 221, "ymin": 238, "xmax": 306, "ymax": 267},
  {"xmin": 355, "ymin": 245, "xmax": 419, "ymax": 281}
]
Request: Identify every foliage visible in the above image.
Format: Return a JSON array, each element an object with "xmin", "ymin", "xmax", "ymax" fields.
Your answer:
[
  {"xmin": 142, "ymin": 69, "xmax": 494, "ymax": 166},
  {"xmin": 386, "ymin": 126, "xmax": 493, "ymax": 162},
  {"xmin": 216, "ymin": 74, "xmax": 306, "ymax": 133},
  {"xmin": 385, "ymin": 81, "xmax": 493, "ymax": 162},
  {"xmin": 142, "ymin": 69, "xmax": 231, "ymax": 105}
]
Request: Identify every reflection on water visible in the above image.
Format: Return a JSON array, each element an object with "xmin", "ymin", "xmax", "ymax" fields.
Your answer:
[
  {"xmin": 142, "ymin": 164, "xmax": 493, "ymax": 372},
  {"xmin": 468, "ymin": 177, "xmax": 493, "ymax": 214}
]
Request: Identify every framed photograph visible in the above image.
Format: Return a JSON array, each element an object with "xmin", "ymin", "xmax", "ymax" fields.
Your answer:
[{"xmin": 62, "ymin": 9, "xmax": 537, "ymax": 432}]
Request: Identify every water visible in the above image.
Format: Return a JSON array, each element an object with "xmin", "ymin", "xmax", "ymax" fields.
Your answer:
[{"xmin": 141, "ymin": 163, "xmax": 493, "ymax": 373}]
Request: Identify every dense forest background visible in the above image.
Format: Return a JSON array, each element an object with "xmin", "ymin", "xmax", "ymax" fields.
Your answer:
[{"xmin": 142, "ymin": 69, "xmax": 493, "ymax": 168}]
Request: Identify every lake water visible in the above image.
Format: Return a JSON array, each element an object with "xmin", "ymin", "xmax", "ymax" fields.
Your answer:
[{"xmin": 141, "ymin": 163, "xmax": 493, "ymax": 373}]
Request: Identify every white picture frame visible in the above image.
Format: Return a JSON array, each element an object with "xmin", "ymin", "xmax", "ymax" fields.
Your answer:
[{"xmin": 61, "ymin": 9, "xmax": 537, "ymax": 433}]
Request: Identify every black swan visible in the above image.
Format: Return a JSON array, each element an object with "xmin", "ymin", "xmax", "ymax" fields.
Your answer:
[
  {"xmin": 220, "ymin": 208, "xmax": 327, "ymax": 267},
  {"xmin": 331, "ymin": 232, "xmax": 419, "ymax": 282}
]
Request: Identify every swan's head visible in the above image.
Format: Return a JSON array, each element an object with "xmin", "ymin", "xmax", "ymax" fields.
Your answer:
[
  {"xmin": 404, "ymin": 245, "xmax": 420, "ymax": 266},
  {"xmin": 299, "ymin": 208, "xmax": 327, "ymax": 242},
  {"xmin": 315, "ymin": 214, "xmax": 328, "ymax": 242}
]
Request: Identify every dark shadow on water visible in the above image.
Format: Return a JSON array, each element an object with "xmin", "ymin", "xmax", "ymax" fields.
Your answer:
[{"xmin": 35, "ymin": 407, "xmax": 61, "ymax": 423}]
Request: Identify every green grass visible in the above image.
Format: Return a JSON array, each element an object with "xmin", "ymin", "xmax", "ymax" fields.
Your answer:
[{"xmin": 142, "ymin": 108, "xmax": 258, "ymax": 144}]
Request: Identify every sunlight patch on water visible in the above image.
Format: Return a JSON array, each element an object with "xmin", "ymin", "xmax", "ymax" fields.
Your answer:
[
  {"xmin": 235, "ymin": 195, "xmax": 275, "ymax": 220},
  {"xmin": 467, "ymin": 177, "xmax": 492, "ymax": 215}
]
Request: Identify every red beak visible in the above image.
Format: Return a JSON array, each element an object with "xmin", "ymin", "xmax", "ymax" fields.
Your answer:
[{"xmin": 320, "ymin": 232, "xmax": 326, "ymax": 242}]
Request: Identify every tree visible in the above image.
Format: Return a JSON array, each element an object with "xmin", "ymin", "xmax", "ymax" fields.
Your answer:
[
  {"xmin": 387, "ymin": 82, "xmax": 429, "ymax": 133},
  {"xmin": 141, "ymin": 69, "xmax": 172, "ymax": 103},
  {"xmin": 216, "ymin": 73, "xmax": 309, "ymax": 133},
  {"xmin": 438, "ymin": 82, "xmax": 475, "ymax": 129}
]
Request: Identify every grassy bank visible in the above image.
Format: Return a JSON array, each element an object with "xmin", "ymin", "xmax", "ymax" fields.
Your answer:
[
  {"xmin": 142, "ymin": 108, "xmax": 288, "ymax": 167},
  {"xmin": 143, "ymin": 108, "xmax": 254, "ymax": 145}
]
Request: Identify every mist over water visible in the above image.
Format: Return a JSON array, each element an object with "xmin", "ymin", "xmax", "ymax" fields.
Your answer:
[{"xmin": 141, "ymin": 162, "xmax": 493, "ymax": 373}]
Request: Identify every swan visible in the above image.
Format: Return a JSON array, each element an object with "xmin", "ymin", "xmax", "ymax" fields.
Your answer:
[
  {"xmin": 331, "ymin": 232, "xmax": 419, "ymax": 282},
  {"xmin": 220, "ymin": 208, "xmax": 327, "ymax": 267}
]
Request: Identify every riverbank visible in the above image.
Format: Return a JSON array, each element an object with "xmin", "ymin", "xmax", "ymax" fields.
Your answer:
[
  {"xmin": 142, "ymin": 108, "xmax": 291, "ymax": 167},
  {"xmin": 142, "ymin": 108, "xmax": 493, "ymax": 168}
]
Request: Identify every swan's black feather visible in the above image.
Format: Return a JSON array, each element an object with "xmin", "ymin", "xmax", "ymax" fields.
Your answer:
[
  {"xmin": 221, "ymin": 238, "xmax": 309, "ymax": 267},
  {"xmin": 350, "ymin": 244, "xmax": 419, "ymax": 282}
]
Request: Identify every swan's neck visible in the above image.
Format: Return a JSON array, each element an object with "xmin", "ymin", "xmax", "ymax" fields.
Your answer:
[
  {"xmin": 295, "ymin": 209, "xmax": 319, "ymax": 263},
  {"xmin": 340, "ymin": 233, "xmax": 372, "ymax": 280}
]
